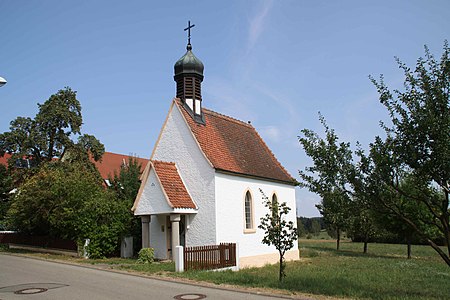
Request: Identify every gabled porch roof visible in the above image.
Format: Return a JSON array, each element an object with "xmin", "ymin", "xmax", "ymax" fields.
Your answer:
[{"xmin": 132, "ymin": 160, "xmax": 197, "ymax": 215}]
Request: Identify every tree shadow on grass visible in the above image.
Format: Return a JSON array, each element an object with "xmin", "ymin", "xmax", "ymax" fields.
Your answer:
[
  {"xmin": 302, "ymin": 244, "xmax": 408, "ymax": 260},
  {"xmin": 282, "ymin": 275, "xmax": 435, "ymax": 300}
]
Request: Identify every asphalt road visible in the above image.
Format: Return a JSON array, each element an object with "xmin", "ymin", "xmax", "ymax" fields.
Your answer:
[{"xmin": 0, "ymin": 254, "xmax": 292, "ymax": 300}]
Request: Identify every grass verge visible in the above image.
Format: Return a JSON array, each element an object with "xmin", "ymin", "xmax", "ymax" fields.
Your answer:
[
  {"xmin": 2, "ymin": 241, "xmax": 449, "ymax": 299},
  {"xmin": 172, "ymin": 241, "xmax": 450, "ymax": 300}
]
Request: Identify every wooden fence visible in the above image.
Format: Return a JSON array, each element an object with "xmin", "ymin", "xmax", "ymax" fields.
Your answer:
[
  {"xmin": 0, "ymin": 232, "xmax": 77, "ymax": 251},
  {"xmin": 184, "ymin": 243, "xmax": 236, "ymax": 271}
]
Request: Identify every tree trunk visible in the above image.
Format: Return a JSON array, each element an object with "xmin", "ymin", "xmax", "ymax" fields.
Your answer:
[
  {"xmin": 407, "ymin": 238, "xmax": 412, "ymax": 259},
  {"xmin": 279, "ymin": 254, "xmax": 283, "ymax": 282},
  {"xmin": 427, "ymin": 237, "xmax": 450, "ymax": 267},
  {"xmin": 444, "ymin": 189, "xmax": 449, "ymax": 258},
  {"xmin": 336, "ymin": 228, "xmax": 340, "ymax": 251},
  {"xmin": 386, "ymin": 202, "xmax": 450, "ymax": 267},
  {"xmin": 363, "ymin": 238, "xmax": 368, "ymax": 254}
]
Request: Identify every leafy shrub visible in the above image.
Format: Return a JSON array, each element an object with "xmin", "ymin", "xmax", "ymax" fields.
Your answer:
[
  {"xmin": 7, "ymin": 161, "xmax": 129, "ymax": 258},
  {"xmin": 137, "ymin": 248, "xmax": 154, "ymax": 264}
]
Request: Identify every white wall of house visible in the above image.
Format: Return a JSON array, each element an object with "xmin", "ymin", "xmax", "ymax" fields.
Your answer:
[
  {"xmin": 134, "ymin": 168, "xmax": 172, "ymax": 215},
  {"xmin": 149, "ymin": 215, "xmax": 168, "ymax": 259},
  {"xmin": 152, "ymin": 102, "xmax": 217, "ymax": 247},
  {"xmin": 215, "ymin": 172, "xmax": 298, "ymax": 258}
]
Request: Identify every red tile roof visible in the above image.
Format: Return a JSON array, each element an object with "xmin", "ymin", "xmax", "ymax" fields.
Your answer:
[
  {"xmin": 152, "ymin": 160, "xmax": 196, "ymax": 209},
  {"xmin": 0, "ymin": 152, "xmax": 149, "ymax": 181},
  {"xmin": 176, "ymin": 100, "xmax": 294, "ymax": 184},
  {"xmin": 93, "ymin": 152, "xmax": 149, "ymax": 179},
  {"xmin": 0, "ymin": 154, "xmax": 10, "ymax": 166}
]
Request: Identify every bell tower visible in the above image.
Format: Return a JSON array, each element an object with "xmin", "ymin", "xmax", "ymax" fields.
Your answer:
[{"xmin": 174, "ymin": 21, "xmax": 205, "ymax": 124}]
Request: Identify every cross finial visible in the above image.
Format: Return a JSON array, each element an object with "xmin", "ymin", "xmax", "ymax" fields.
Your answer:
[{"xmin": 184, "ymin": 20, "xmax": 195, "ymax": 46}]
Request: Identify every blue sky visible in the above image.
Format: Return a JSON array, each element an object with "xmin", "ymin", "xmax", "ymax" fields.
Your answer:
[{"xmin": 1, "ymin": 1, "xmax": 449, "ymax": 217}]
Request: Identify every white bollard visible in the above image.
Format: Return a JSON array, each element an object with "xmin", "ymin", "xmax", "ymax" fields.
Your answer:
[
  {"xmin": 83, "ymin": 239, "xmax": 90, "ymax": 259},
  {"xmin": 174, "ymin": 246, "xmax": 184, "ymax": 272},
  {"xmin": 121, "ymin": 236, "xmax": 134, "ymax": 258}
]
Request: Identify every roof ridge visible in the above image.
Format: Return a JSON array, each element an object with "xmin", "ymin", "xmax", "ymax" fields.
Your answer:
[
  {"xmin": 151, "ymin": 160, "xmax": 175, "ymax": 165},
  {"xmin": 202, "ymin": 106, "xmax": 292, "ymax": 181},
  {"xmin": 174, "ymin": 98, "xmax": 252, "ymax": 129},
  {"xmin": 202, "ymin": 107, "xmax": 253, "ymax": 128}
]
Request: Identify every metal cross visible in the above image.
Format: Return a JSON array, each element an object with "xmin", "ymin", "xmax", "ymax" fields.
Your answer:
[{"xmin": 184, "ymin": 20, "xmax": 195, "ymax": 45}]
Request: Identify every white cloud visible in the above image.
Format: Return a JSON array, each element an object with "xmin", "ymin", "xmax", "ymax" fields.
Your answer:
[
  {"xmin": 259, "ymin": 125, "xmax": 281, "ymax": 142},
  {"xmin": 247, "ymin": 0, "xmax": 273, "ymax": 53}
]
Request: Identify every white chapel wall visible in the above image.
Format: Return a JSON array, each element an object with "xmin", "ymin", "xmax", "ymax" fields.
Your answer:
[
  {"xmin": 150, "ymin": 215, "xmax": 168, "ymax": 259},
  {"xmin": 134, "ymin": 168, "xmax": 172, "ymax": 215},
  {"xmin": 152, "ymin": 102, "xmax": 217, "ymax": 246},
  {"xmin": 215, "ymin": 172, "xmax": 298, "ymax": 258}
]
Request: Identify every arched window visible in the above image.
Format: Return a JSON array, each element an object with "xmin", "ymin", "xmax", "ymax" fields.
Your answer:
[{"xmin": 244, "ymin": 191, "xmax": 253, "ymax": 230}]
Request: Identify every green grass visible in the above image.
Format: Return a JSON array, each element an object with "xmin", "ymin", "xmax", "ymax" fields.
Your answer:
[
  {"xmin": 0, "ymin": 246, "xmax": 175, "ymax": 274},
  {"xmin": 2, "ymin": 241, "xmax": 449, "ymax": 299},
  {"xmin": 117, "ymin": 261, "xmax": 175, "ymax": 274},
  {"xmin": 172, "ymin": 240, "xmax": 450, "ymax": 300}
]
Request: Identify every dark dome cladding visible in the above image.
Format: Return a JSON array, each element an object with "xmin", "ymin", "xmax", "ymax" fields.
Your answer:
[{"xmin": 174, "ymin": 44, "xmax": 204, "ymax": 78}]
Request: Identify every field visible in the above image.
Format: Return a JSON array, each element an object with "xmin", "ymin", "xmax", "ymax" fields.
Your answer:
[{"xmin": 2, "ymin": 240, "xmax": 449, "ymax": 299}]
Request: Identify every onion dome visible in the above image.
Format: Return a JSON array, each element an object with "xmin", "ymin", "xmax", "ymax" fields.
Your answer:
[{"xmin": 174, "ymin": 43, "xmax": 204, "ymax": 79}]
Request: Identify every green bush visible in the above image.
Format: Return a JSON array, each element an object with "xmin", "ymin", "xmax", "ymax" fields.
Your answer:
[
  {"xmin": 7, "ymin": 161, "xmax": 129, "ymax": 258},
  {"xmin": 137, "ymin": 248, "xmax": 154, "ymax": 264}
]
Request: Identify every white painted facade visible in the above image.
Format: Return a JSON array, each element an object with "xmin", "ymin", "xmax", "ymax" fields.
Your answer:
[
  {"xmin": 214, "ymin": 172, "xmax": 298, "ymax": 258},
  {"xmin": 135, "ymin": 100, "xmax": 299, "ymax": 265},
  {"xmin": 150, "ymin": 102, "xmax": 217, "ymax": 250},
  {"xmin": 134, "ymin": 168, "xmax": 172, "ymax": 215}
]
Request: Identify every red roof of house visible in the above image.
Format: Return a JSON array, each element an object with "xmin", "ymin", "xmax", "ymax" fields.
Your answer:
[
  {"xmin": 152, "ymin": 160, "xmax": 196, "ymax": 209},
  {"xmin": 0, "ymin": 154, "xmax": 10, "ymax": 166},
  {"xmin": 176, "ymin": 100, "xmax": 294, "ymax": 184},
  {"xmin": 93, "ymin": 152, "xmax": 149, "ymax": 179},
  {"xmin": 0, "ymin": 152, "xmax": 149, "ymax": 180}
]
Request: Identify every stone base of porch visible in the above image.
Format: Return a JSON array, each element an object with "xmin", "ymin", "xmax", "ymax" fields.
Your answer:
[{"xmin": 239, "ymin": 249, "xmax": 299, "ymax": 268}]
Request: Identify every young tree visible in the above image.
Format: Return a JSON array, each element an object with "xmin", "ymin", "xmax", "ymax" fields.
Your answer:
[
  {"xmin": 368, "ymin": 42, "xmax": 450, "ymax": 266},
  {"xmin": 299, "ymin": 115, "xmax": 355, "ymax": 250},
  {"xmin": 258, "ymin": 189, "xmax": 298, "ymax": 283},
  {"xmin": 346, "ymin": 205, "xmax": 379, "ymax": 254}
]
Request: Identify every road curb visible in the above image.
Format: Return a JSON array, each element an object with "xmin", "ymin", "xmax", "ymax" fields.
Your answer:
[{"xmin": 1, "ymin": 252, "xmax": 317, "ymax": 300}]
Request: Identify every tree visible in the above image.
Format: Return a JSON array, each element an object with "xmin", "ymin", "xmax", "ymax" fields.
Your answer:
[
  {"xmin": 109, "ymin": 156, "xmax": 144, "ymax": 252},
  {"xmin": 346, "ymin": 206, "xmax": 379, "ymax": 254},
  {"xmin": 310, "ymin": 218, "xmax": 321, "ymax": 236},
  {"xmin": 367, "ymin": 42, "xmax": 450, "ymax": 266},
  {"xmin": 6, "ymin": 161, "xmax": 128, "ymax": 258},
  {"xmin": 0, "ymin": 164, "xmax": 13, "ymax": 230},
  {"xmin": 258, "ymin": 189, "xmax": 298, "ymax": 283},
  {"xmin": 296, "ymin": 218, "xmax": 307, "ymax": 237},
  {"xmin": 0, "ymin": 87, "xmax": 103, "ymax": 168},
  {"xmin": 298, "ymin": 115, "xmax": 355, "ymax": 250}
]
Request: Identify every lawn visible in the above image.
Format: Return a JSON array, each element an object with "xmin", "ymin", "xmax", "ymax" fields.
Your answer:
[
  {"xmin": 168, "ymin": 240, "xmax": 450, "ymax": 300},
  {"xmin": 2, "ymin": 241, "xmax": 449, "ymax": 299}
]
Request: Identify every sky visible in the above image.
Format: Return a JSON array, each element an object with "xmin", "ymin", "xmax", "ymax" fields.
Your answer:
[{"xmin": 1, "ymin": 1, "xmax": 449, "ymax": 217}]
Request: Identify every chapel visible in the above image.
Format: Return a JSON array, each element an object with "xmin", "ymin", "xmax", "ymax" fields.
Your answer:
[{"xmin": 132, "ymin": 23, "xmax": 298, "ymax": 267}]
